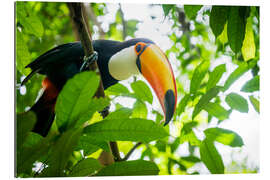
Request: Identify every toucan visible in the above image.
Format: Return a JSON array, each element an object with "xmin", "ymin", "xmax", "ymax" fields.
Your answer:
[{"xmin": 22, "ymin": 38, "xmax": 177, "ymax": 136}]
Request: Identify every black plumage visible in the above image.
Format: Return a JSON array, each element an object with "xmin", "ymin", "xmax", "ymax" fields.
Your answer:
[{"xmin": 23, "ymin": 38, "xmax": 154, "ymax": 136}]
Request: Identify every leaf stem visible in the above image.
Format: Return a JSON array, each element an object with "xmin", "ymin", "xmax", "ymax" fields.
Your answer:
[{"xmin": 122, "ymin": 142, "xmax": 142, "ymax": 161}]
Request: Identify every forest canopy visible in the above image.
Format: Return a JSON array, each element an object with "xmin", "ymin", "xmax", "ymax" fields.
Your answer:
[{"xmin": 16, "ymin": 1, "xmax": 259, "ymax": 177}]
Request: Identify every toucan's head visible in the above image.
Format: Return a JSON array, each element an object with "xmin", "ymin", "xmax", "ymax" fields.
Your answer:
[{"xmin": 108, "ymin": 40, "xmax": 177, "ymax": 125}]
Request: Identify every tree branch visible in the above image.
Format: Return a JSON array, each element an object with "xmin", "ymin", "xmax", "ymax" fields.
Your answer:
[
  {"xmin": 109, "ymin": 141, "xmax": 122, "ymax": 161},
  {"xmin": 68, "ymin": 2, "xmax": 121, "ymax": 165}
]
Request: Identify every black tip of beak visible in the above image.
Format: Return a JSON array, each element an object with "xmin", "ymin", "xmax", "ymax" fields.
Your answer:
[{"xmin": 164, "ymin": 90, "xmax": 176, "ymax": 126}]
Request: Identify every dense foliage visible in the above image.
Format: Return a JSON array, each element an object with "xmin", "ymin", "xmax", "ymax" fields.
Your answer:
[{"xmin": 16, "ymin": 2, "xmax": 259, "ymax": 177}]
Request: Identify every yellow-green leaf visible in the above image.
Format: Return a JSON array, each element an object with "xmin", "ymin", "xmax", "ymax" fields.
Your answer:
[
  {"xmin": 96, "ymin": 160, "xmax": 159, "ymax": 176},
  {"xmin": 83, "ymin": 118, "xmax": 168, "ymax": 143},
  {"xmin": 132, "ymin": 100, "xmax": 147, "ymax": 118},
  {"xmin": 204, "ymin": 128, "xmax": 244, "ymax": 147},
  {"xmin": 241, "ymin": 16, "xmax": 256, "ymax": 61},
  {"xmin": 200, "ymin": 139, "xmax": 224, "ymax": 174},
  {"xmin": 249, "ymin": 96, "xmax": 259, "ymax": 113},
  {"xmin": 217, "ymin": 22, "xmax": 228, "ymax": 44}
]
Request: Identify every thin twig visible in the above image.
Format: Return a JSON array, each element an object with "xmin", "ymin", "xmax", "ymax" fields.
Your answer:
[
  {"xmin": 84, "ymin": 3, "xmax": 106, "ymax": 39},
  {"xmin": 119, "ymin": 4, "xmax": 127, "ymax": 40},
  {"xmin": 122, "ymin": 142, "xmax": 142, "ymax": 161}
]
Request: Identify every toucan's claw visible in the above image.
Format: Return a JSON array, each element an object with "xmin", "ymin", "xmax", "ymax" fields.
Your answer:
[{"xmin": 80, "ymin": 51, "xmax": 98, "ymax": 72}]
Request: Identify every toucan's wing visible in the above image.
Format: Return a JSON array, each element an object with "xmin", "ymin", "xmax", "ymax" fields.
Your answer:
[
  {"xmin": 21, "ymin": 42, "xmax": 83, "ymax": 85},
  {"xmin": 26, "ymin": 42, "xmax": 82, "ymax": 71}
]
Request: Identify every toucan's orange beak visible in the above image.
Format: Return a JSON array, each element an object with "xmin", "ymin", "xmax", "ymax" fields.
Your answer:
[{"xmin": 135, "ymin": 43, "xmax": 177, "ymax": 125}]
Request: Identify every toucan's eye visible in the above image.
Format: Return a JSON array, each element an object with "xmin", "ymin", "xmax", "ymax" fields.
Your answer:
[
  {"xmin": 135, "ymin": 42, "xmax": 146, "ymax": 55},
  {"xmin": 136, "ymin": 44, "xmax": 141, "ymax": 52}
]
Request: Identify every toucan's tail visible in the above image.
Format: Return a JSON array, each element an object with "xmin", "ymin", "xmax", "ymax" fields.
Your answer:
[{"xmin": 31, "ymin": 77, "xmax": 59, "ymax": 137}]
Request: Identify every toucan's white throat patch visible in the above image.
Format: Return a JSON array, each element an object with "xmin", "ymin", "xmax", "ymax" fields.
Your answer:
[{"xmin": 108, "ymin": 46, "xmax": 140, "ymax": 80}]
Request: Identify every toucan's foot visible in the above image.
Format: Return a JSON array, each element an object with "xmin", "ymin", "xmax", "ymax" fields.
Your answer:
[
  {"xmin": 80, "ymin": 51, "xmax": 98, "ymax": 72},
  {"xmin": 99, "ymin": 105, "xmax": 110, "ymax": 118}
]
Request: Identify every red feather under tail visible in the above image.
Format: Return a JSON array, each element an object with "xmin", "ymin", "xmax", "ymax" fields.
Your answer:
[{"xmin": 31, "ymin": 77, "xmax": 59, "ymax": 137}]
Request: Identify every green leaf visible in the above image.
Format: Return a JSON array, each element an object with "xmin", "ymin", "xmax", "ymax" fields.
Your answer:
[
  {"xmin": 16, "ymin": 2, "xmax": 27, "ymax": 18},
  {"xmin": 76, "ymin": 141, "xmax": 99, "ymax": 156},
  {"xmin": 131, "ymin": 80, "xmax": 153, "ymax": 104},
  {"xmin": 180, "ymin": 131, "xmax": 201, "ymax": 146},
  {"xmin": 181, "ymin": 156, "xmax": 201, "ymax": 163},
  {"xmin": 192, "ymin": 86, "xmax": 221, "ymax": 119},
  {"xmin": 204, "ymin": 128, "xmax": 244, "ymax": 147},
  {"xmin": 200, "ymin": 139, "xmax": 224, "ymax": 174},
  {"xmin": 222, "ymin": 62, "xmax": 255, "ymax": 91},
  {"xmin": 55, "ymin": 71, "xmax": 100, "ymax": 131},
  {"xmin": 241, "ymin": 75, "xmax": 259, "ymax": 92},
  {"xmin": 17, "ymin": 111, "xmax": 36, "ymax": 148},
  {"xmin": 17, "ymin": 135, "xmax": 50, "ymax": 175},
  {"xmin": 76, "ymin": 134, "xmax": 110, "ymax": 155},
  {"xmin": 206, "ymin": 64, "xmax": 226, "ymax": 91},
  {"xmin": 210, "ymin": 6, "xmax": 230, "ymax": 38},
  {"xmin": 16, "ymin": 29, "xmax": 31, "ymax": 75},
  {"xmin": 132, "ymin": 100, "xmax": 147, "ymax": 118},
  {"xmin": 84, "ymin": 118, "xmax": 168, "ymax": 143},
  {"xmin": 155, "ymin": 140, "xmax": 166, "ymax": 152},
  {"xmin": 249, "ymin": 96, "xmax": 260, "ymax": 113},
  {"xmin": 170, "ymin": 137, "xmax": 180, "ymax": 153},
  {"xmin": 69, "ymin": 158, "xmax": 102, "ymax": 177},
  {"xmin": 77, "ymin": 97, "xmax": 110, "ymax": 127},
  {"xmin": 162, "ymin": 5, "xmax": 175, "ymax": 17},
  {"xmin": 190, "ymin": 59, "xmax": 210, "ymax": 95},
  {"xmin": 16, "ymin": 73, "xmax": 43, "ymax": 113},
  {"xmin": 105, "ymin": 83, "xmax": 130, "ymax": 96},
  {"xmin": 184, "ymin": 5, "xmax": 203, "ymax": 20},
  {"xmin": 126, "ymin": 20, "xmax": 139, "ymax": 37},
  {"xmin": 23, "ymin": 132, "xmax": 43, "ymax": 148},
  {"xmin": 16, "ymin": 2, "xmax": 44, "ymax": 37},
  {"xmin": 203, "ymin": 102, "xmax": 230, "ymax": 121},
  {"xmin": 227, "ymin": 7, "xmax": 249, "ymax": 53},
  {"xmin": 96, "ymin": 160, "xmax": 159, "ymax": 176},
  {"xmin": 41, "ymin": 128, "xmax": 82, "ymax": 177},
  {"xmin": 241, "ymin": 16, "xmax": 256, "ymax": 61},
  {"xmin": 105, "ymin": 108, "xmax": 133, "ymax": 120},
  {"xmin": 180, "ymin": 122, "xmax": 201, "ymax": 146},
  {"xmin": 168, "ymin": 158, "xmax": 187, "ymax": 173},
  {"xmin": 225, "ymin": 93, "xmax": 249, "ymax": 113},
  {"xmin": 176, "ymin": 94, "xmax": 190, "ymax": 116}
]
